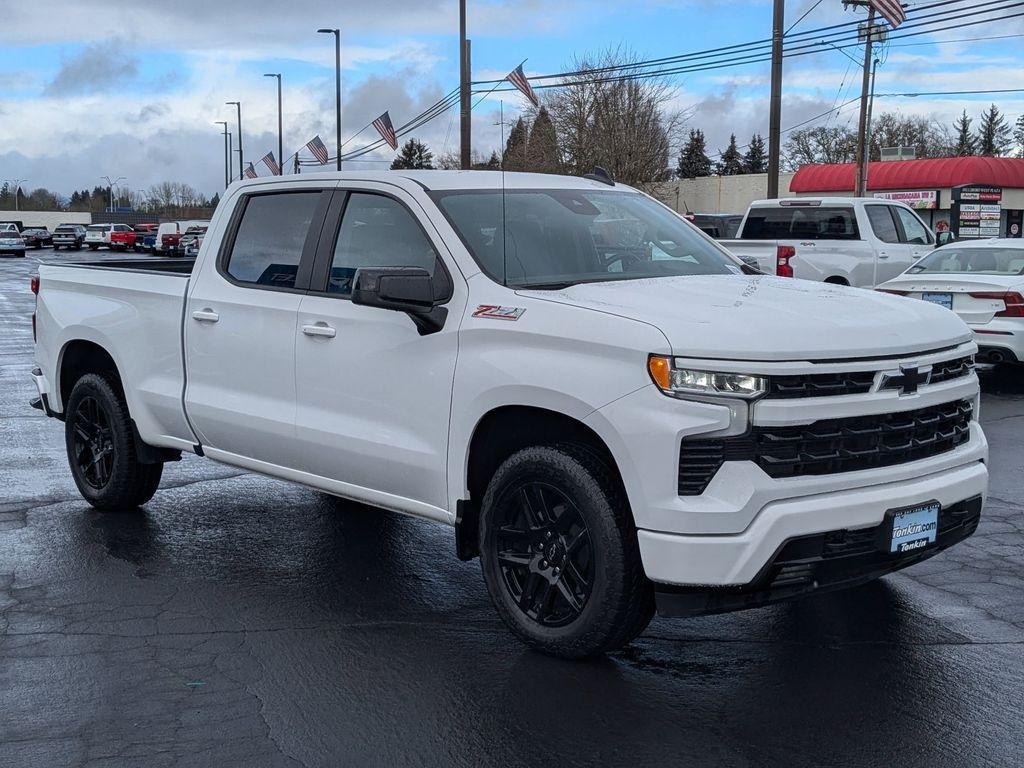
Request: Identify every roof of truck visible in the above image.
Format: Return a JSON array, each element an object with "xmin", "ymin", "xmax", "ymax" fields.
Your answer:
[{"xmin": 228, "ymin": 170, "xmax": 632, "ymax": 193}]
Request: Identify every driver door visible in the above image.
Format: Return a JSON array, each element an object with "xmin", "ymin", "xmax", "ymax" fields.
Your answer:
[{"xmin": 293, "ymin": 185, "xmax": 465, "ymax": 515}]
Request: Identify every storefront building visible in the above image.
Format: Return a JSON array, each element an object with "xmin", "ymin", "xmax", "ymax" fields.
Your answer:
[{"xmin": 789, "ymin": 157, "xmax": 1024, "ymax": 240}]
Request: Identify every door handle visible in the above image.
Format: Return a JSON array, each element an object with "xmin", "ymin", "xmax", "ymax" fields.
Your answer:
[
  {"xmin": 302, "ymin": 323, "xmax": 336, "ymax": 339},
  {"xmin": 192, "ymin": 309, "xmax": 220, "ymax": 323},
  {"xmin": 878, "ymin": 252, "xmax": 890, "ymax": 259}
]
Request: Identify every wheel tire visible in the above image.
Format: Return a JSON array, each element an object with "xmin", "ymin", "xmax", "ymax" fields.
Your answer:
[
  {"xmin": 88, "ymin": 244, "xmax": 99, "ymax": 251},
  {"xmin": 479, "ymin": 444, "xmax": 654, "ymax": 659},
  {"xmin": 64, "ymin": 373, "xmax": 163, "ymax": 510}
]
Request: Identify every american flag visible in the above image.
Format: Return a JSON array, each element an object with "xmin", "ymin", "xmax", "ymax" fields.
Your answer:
[
  {"xmin": 372, "ymin": 111, "xmax": 399, "ymax": 150},
  {"xmin": 243, "ymin": 163, "xmax": 258, "ymax": 179},
  {"xmin": 506, "ymin": 64, "xmax": 539, "ymax": 108},
  {"xmin": 870, "ymin": 0, "xmax": 906, "ymax": 29},
  {"xmin": 261, "ymin": 151, "xmax": 280, "ymax": 175},
  {"xmin": 306, "ymin": 134, "xmax": 330, "ymax": 164}
]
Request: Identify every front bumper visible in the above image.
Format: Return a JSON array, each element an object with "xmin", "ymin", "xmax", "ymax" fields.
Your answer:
[{"xmin": 655, "ymin": 494, "xmax": 982, "ymax": 616}]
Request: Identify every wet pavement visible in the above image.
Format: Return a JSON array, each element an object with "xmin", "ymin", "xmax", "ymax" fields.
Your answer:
[{"xmin": 1, "ymin": 251, "xmax": 1022, "ymax": 767}]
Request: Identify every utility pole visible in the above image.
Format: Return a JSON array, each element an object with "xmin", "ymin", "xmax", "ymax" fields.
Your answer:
[
  {"xmin": 226, "ymin": 102, "xmax": 243, "ymax": 180},
  {"xmin": 862, "ymin": 56, "xmax": 879, "ymax": 197},
  {"xmin": 215, "ymin": 121, "xmax": 230, "ymax": 188},
  {"xmin": 318, "ymin": 28, "xmax": 342, "ymax": 170},
  {"xmin": 853, "ymin": 4, "xmax": 876, "ymax": 197},
  {"xmin": 459, "ymin": 0, "xmax": 471, "ymax": 170},
  {"xmin": 264, "ymin": 73, "xmax": 283, "ymax": 174},
  {"xmin": 766, "ymin": 0, "xmax": 785, "ymax": 199}
]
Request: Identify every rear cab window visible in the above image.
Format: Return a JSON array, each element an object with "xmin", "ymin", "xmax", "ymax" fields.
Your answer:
[
  {"xmin": 223, "ymin": 192, "xmax": 324, "ymax": 290},
  {"xmin": 741, "ymin": 206, "xmax": 860, "ymax": 240},
  {"xmin": 865, "ymin": 205, "xmax": 901, "ymax": 244}
]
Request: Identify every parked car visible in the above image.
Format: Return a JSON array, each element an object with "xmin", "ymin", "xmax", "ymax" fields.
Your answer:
[
  {"xmin": 877, "ymin": 237, "xmax": 1024, "ymax": 365},
  {"xmin": 30, "ymin": 171, "xmax": 988, "ymax": 658},
  {"xmin": 142, "ymin": 231, "xmax": 159, "ymax": 253},
  {"xmin": 129, "ymin": 223, "xmax": 160, "ymax": 253},
  {"xmin": 0, "ymin": 220, "xmax": 24, "ymax": 232},
  {"xmin": 84, "ymin": 224, "xmax": 116, "ymax": 250},
  {"xmin": 686, "ymin": 213, "xmax": 743, "ymax": 239},
  {"xmin": 21, "ymin": 227, "xmax": 52, "ymax": 248},
  {"xmin": 108, "ymin": 225, "xmax": 138, "ymax": 251},
  {"xmin": 720, "ymin": 198, "xmax": 937, "ymax": 287},
  {"xmin": 179, "ymin": 224, "xmax": 208, "ymax": 258},
  {"xmin": 0, "ymin": 225, "xmax": 25, "ymax": 256},
  {"xmin": 156, "ymin": 220, "xmax": 206, "ymax": 256},
  {"xmin": 52, "ymin": 224, "xmax": 87, "ymax": 251}
]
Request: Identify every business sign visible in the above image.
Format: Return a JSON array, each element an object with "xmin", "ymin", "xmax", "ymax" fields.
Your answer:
[
  {"xmin": 872, "ymin": 190, "xmax": 938, "ymax": 209},
  {"xmin": 952, "ymin": 185, "xmax": 1002, "ymax": 239}
]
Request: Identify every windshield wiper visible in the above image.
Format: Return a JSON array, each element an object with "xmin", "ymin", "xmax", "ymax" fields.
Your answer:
[{"xmin": 511, "ymin": 281, "xmax": 579, "ymax": 290}]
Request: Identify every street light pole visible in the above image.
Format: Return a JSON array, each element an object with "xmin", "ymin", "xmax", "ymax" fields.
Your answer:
[
  {"xmin": 215, "ymin": 121, "xmax": 230, "ymax": 188},
  {"xmin": 226, "ymin": 101, "xmax": 243, "ymax": 180},
  {"xmin": 317, "ymin": 28, "xmax": 342, "ymax": 170},
  {"xmin": 100, "ymin": 175, "xmax": 126, "ymax": 214},
  {"xmin": 264, "ymin": 73, "xmax": 283, "ymax": 174},
  {"xmin": 9, "ymin": 178, "xmax": 27, "ymax": 212}
]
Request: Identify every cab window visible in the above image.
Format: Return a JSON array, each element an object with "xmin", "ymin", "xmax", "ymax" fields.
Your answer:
[
  {"xmin": 327, "ymin": 193, "xmax": 439, "ymax": 297},
  {"xmin": 225, "ymin": 192, "xmax": 322, "ymax": 289}
]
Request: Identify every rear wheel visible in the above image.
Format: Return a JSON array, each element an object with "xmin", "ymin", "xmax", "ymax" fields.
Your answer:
[
  {"xmin": 479, "ymin": 445, "xmax": 653, "ymax": 659},
  {"xmin": 88, "ymin": 244, "xmax": 99, "ymax": 251},
  {"xmin": 64, "ymin": 373, "xmax": 163, "ymax": 510}
]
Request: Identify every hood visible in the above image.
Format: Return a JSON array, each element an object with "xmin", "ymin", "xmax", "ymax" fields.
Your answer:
[{"xmin": 519, "ymin": 275, "xmax": 971, "ymax": 361}]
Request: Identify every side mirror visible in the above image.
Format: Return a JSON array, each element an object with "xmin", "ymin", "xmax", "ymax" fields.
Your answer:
[
  {"xmin": 351, "ymin": 267, "xmax": 448, "ymax": 335},
  {"xmin": 936, "ymin": 231, "xmax": 954, "ymax": 247}
]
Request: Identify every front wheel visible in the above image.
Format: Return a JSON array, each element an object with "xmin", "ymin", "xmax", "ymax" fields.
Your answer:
[
  {"xmin": 64, "ymin": 373, "xmax": 163, "ymax": 510},
  {"xmin": 479, "ymin": 445, "xmax": 653, "ymax": 659}
]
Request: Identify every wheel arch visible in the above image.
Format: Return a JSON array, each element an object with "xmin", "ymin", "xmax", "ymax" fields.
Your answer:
[
  {"xmin": 456, "ymin": 404, "xmax": 630, "ymax": 561},
  {"xmin": 824, "ymin": 275, "xmax": 850, "ymax": 285},
  {"xmin": 57, "ymin": 338, "xmax": 124, "ymax": 412}
]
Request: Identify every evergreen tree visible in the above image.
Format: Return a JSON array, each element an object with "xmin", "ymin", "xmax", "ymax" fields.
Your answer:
[
  {"xmin": 716, "ymin": 134, "xmax": 744, "ymax": 175},
  {"xmin": 977, "ymin": 104, "xmax": 1012, "ymax": 156},
  {"xmin": 503, "ymin": 117, "xmax": 528, "ymax": 172},
  {"xmin": 471, "ymin": 151, "xmax": 502, "ymax": 170},
  {"xmin": 743, "ymin": 134, "xmax": 767, "ymax": 173},
  {"xmin": 952, "ymin": 110, "xmax": 976, "ymax": 156},
  {"xmin": 390, "ymin": 138, "xmax": 434, "ymax": 170},
  {"xmin": 525, "ymin": 107, "xmax": 560, "ymax": 174},
  {"xmin": 676, "ymin": 129, "xmax": 713, "ymax": 178},
  {"xmin": 1014, "ymin": 114, "xmax": 1024, "ymax": 158}
]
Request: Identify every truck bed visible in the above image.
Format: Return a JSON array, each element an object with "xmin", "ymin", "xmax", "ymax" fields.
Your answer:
[{"xmin": 42, "ymin": 257, "xmax": 196, "ymax": 275}]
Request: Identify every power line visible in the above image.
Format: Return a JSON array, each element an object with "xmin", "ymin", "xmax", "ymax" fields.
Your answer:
[
  {"xmin": 472, "ymin": 3, "xmax": 1024, "ymax": 95},
  {"xmin": 878, "ymin": 87, "xmax": 1024, "ymax": 97},
  {"xmin": 786, "ymin": 0, "xmax": 826, "ymax": 34},
  {"xmin": 889, "ymin": 32, "xmax": 1024, "ymax": 47}
]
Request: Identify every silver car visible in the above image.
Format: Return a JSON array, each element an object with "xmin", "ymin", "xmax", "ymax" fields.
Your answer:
[{"xmin": 0, "ymin": 226, "xmax": 25, "ymax": 257}]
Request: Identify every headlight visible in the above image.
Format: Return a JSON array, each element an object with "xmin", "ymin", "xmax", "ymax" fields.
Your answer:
[{"xmin": 648, "ymin": 356, "xmax": 766, "ymax": 399}]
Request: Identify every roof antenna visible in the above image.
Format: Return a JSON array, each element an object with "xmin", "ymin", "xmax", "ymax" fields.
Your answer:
[{"xmin": 584, "ymin": 166, "xmax": 615, "ymax": 186}]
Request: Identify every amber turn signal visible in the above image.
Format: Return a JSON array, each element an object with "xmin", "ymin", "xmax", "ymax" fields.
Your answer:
[{"xmin": 647, "ymin": 355, "xmax": 672, "ymax": 390}]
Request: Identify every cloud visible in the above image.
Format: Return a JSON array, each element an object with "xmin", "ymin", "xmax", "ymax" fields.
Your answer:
[{"xmin": 43, "ymin": 40, "xmax": 140, "ymax": 96}]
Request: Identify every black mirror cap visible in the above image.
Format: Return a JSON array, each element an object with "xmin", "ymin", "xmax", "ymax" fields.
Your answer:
[
  {"xmin": 351, "ymin": 266, "xmax": 449, "ymax": 335},
  {"xmin": 936, "ymin": 231, "xmax": 954, "ymax": 247}
]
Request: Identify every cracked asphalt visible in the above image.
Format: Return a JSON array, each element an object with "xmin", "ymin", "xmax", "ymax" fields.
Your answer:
[{"xmin": 2, "ymin": 250, "xmax": 1023, "ymax": 768}]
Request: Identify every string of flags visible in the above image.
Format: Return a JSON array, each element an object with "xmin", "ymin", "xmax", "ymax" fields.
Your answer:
[{"xmin": 257, "ymin": 62, "xmax": 539, "ymax": 171}]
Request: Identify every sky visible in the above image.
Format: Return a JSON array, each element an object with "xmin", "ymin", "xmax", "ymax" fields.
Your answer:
[{"xmin": 1, "ymin": 0, "xmax": 1023, "ymax": 200}]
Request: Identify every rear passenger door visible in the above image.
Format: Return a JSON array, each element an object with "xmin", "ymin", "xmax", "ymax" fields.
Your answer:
[
  {"xmin": 865, "ymin": 204, "xmax": 909, "ymax": 284},
  {"xmin": 293, "ymin": 184, "xmax": 465, "ymax": 515},
  {"xmin": 185, "ymin": 186, "xmax": 332, "ymax": 467}
]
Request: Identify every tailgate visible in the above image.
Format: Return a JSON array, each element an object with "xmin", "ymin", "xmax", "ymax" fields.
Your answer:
[
  {"xmin": 720, "ymin": 239, "xmax": 778, "ymax": 274},
  {"xmin": 35, "ymin": 263, "xmax": 195, "ymax": 447}
]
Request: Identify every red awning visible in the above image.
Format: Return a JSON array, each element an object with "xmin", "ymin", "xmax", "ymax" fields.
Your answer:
[{"xmin": 790, "ymin": 157, "xmax": 1024, "ymax": 193}]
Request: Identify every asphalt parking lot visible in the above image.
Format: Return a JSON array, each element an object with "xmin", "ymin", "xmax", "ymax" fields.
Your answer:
[{"xmin": 1, "ymin": 249, "xmax": 1023, "ymax": 767}]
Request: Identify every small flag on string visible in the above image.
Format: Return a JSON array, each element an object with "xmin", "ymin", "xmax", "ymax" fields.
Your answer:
[
  {"xmin": 506, "ymin": 64, "xmax": 539, "ymax": 108},
  {"xmin": 261, "ymin": 151, "xmax": 280, "ymax": 175},
  {"xmin": 243, "ymin": 163, "xmax": 258, "ymax": 179},
  {"xmin": 372, "ymin": 111, "xmax": 399, "ymax": 150},
  {"xmin": 869, "ymin": 0, "xmax": 905, "ymax": 29},
  {"xmin": 306, "ymin": 135, "xmax": 330, "ymax": 164}
]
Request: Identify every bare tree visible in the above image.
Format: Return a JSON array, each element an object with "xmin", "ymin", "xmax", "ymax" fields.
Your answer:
[
  {"xmin": 869, "ymin": 112, "xmax": 952, "ymax": 160},
  {"xmin": 783, "ymin": 126, "xmax": 858, "ymax": 169},
  {"xmin": 543, "ymin": 48, "xmax": 683, "ymax": 185}
]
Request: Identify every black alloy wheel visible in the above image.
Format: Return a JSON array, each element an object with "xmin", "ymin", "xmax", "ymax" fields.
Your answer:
[
  {"xmin": 493, "ymin": 481, "xmax": 595, "ymax": 627},
  {"xmin": 70, "ymin": 396, "xmax": 115, "ymax": 489}
]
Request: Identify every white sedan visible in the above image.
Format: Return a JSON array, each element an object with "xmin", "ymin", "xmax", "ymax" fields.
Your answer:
[{"xmin": 877, "ymin": 237, "xmax": 1024, "ymax": 365}]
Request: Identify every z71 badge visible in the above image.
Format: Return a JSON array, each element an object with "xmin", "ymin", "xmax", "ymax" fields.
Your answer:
[{"xmin": 472, "ymin": 305, "xmax": 526, "ymax": 321}]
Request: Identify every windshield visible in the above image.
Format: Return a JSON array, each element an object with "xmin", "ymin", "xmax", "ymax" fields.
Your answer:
[
  {"xmin": 431, "ymin": 189, "xmax": 739, "ymax": 288},
  {"xmin": 87, "ymin": 225, "xmax": 108, "ymax": 232},
  {"xmin": 908, "ymin": 247, "xmax": 1024, "ymax": 276},
  {"xmin": 740, "ymin": 206, "xmax": 860, "ymax": 241}
]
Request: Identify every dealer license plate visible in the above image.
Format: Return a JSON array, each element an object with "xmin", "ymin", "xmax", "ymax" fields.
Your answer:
[
  {"xmin": 921, "ymin": 292, "xmax": 953, "ymax": 310},
  {"xmin": 886, "ymin": 502, "xmax": 940, "ymax": 554}
]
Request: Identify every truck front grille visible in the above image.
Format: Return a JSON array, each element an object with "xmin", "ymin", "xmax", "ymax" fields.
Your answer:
[
  {"xmin": 678, "ymin": 399, "xmax": 973, "ymax": 495},
  {"xmin": 764, "ymin": 355, "xmax": 973, "ymax": 399}
]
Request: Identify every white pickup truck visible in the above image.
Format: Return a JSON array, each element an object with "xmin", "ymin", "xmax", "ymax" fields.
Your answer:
[
  {"xmin": 30, "ymin": 172, "xmax": 987, "ymax": 658},
  {"xmin": 722, "ymin": 197, "xmax": 941, "ymax": 287}
]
